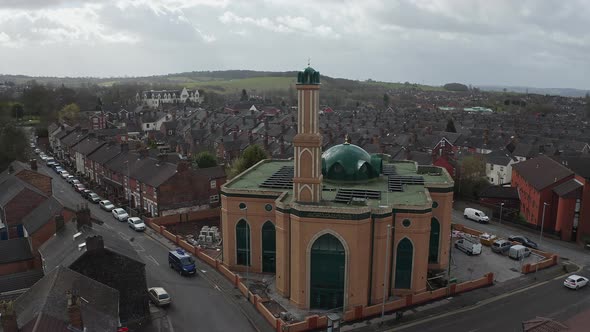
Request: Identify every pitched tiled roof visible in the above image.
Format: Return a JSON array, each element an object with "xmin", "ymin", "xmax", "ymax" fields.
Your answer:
[
  {"xmin": 0, "ymin": 238, "xmax": 33, "ymax": 264},
  {"xmin": 512, "ymin": 155, "xmax": 573, "ymax": 191},
  {"xmin": 0, "ymin": 175, "xmax": 47, "ymax": 207},
  {"xmin": 0, "ymin": 269, "xmax": 44, "ymax": 294},
  {"xmin": 71, "ymin": 137, "xmax": 106, "ymax": 155},
  {"xmin": 553, "ymin": 179, "xmax": 583, "ymax": 198},
  {"xmin": 21, "ymin": 197, "xmax": 64, "ymax": 235},
  {"xmin": 14, "ymin": 266, "xmax": 119, "ymax": 332},
  {"xmin": 87, "ymin": 143, "xmax": 122, "ymax": 164}
]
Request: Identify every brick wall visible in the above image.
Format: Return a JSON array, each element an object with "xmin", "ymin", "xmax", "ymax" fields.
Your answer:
[{"xmin": 0, "ymin": 260, "xmax": 35, "ymax": 276}]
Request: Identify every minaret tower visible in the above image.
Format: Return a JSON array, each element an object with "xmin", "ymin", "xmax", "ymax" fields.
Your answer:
[{"xmin": 293, "ymin": 65, "xmax": 322, "ymax": 203}]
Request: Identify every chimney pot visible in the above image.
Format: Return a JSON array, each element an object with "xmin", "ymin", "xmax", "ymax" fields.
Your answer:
[
  {"xmin": 67, "ymin": 291, "xmax": 84, "ymax": 330},
  {"xmin": 30, "ymin": 158, "xmax": 38, "ymax": 171},
  {"xmin": 85, "ymin": 235, "xmax": 104, "ymax": 251}
]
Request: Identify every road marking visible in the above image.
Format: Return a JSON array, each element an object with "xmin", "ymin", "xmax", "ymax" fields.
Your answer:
[
  {"xmin": 132, "ymin": 243, "xmax": 145, "ymax": 252},
  {"xmin": 214, "ymin": 284, "xmax": 221, "ymax": 291},
  {"xmin": 104, "ymin": 223, "xmax": 113, "ymax": 229},
  {"xmin": 166, "ymin": 315, "xmax": 175, "ymax": 332},
  {"xmin": 146, "ymin": 255, "xmax": 160, "ymax": 266},
  {"xmin": 118, "ymin": 232, "xmax": 130, "ymax": 240}
]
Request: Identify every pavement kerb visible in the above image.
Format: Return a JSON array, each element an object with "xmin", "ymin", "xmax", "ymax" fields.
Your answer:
[
  {"xmin": 386, "ymin": 264, "xmax": 581, "ymax": 332},
  {"xmin": 143, "ymin": 226, "xmax": 269, "ymax": 332}
]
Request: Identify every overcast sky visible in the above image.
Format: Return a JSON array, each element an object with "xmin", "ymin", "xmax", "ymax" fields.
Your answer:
[{"xmin": 0, "ymin": 0, "xmax": 589, "ymax": 89}]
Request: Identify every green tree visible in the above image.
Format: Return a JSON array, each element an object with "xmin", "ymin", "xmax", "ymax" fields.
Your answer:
[
  {"xmin": 0, "ymin": 123, "xmax": 28, "ymax": 171},
  {"xmin": 58, "ymin": 103, "xmax": 80, "ymax": 122},
  {"xmin": 227, "ymin": 144, "xmax": 268, "ymax": 178},
  {"xmin": 11, "ymin": 103, "xmax": 24, "ymax": 120},
  {"xmin": 446, "ymin": 118, "xmax": 457, "ymax": 133},
  {"xmin": 240, "ymin": 89, "xmax": 249, "ymax": 101},
  {"xmin": 193, "ymin": 151, "xmax": 218, "ymax": 168},
  {"xmin": 460, "ymin": 156, "xmax": 486, "ymax": 180},
  {"xmin": 383, "ymin": 93, "xmax": 390, "ymax": 107}
]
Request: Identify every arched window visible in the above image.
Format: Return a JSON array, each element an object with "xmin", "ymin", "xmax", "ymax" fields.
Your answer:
[
  {"xmin": 236, "ymin": 219, "xmax": 250, "ymax": 266},
  {"xmin": 262, "ymin": 222, "xmax": 276, "ymax": 273},
  {"xmin": 394, "ymin": 238, "xmax": 413, "ymax": 289},
  {"xmin": 310, "ymin": 233, "xmax": 345, "ymax": 309}
]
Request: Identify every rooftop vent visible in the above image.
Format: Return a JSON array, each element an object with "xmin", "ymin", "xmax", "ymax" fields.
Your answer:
[
  {"xmin": 78, "ymin": 242, "xmax": 86, "ymax": 251},
  {"xmin": 73, "ymin": 232, "xmax": 82, "ymax": 241}
]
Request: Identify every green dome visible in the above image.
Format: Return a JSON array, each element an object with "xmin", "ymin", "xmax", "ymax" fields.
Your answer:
[
  {"xmin": 297, "ymin": 66, "xmax": 320, "ymax": 85},
  {"xmin": 321, "ymin": 143, "xmax": 382, "ymax": 182}
]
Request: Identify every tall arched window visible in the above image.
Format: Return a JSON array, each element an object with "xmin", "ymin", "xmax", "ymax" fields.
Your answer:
[
  {"xmin": 262, "ymin": 221, "xmax": 276, "ymax": 273},
  {"xmin": 394, "ymin": 238, "xmax": 413, "ymax": 289},
  {"xmin": 310, "ymin": 233, "xmax": 345, "ymax": 309},
  {"xmin": 429, "ymin": 218, "xmax": 441, "ymax": 263},
  {"xmin": 236, "ymin": 219, "xmax": 250, "ymax": 266}
]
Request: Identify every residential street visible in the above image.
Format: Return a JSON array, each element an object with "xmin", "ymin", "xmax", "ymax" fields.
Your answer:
[
  {"xmin": 395, "ymin": 265, "xmax": 590, "ymax": 332},
  {"xmin": 39, "ymin": 164, "xmax": 260, "ymax": 332}
]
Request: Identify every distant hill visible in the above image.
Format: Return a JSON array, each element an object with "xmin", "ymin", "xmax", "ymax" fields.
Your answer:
[
  {"xmin": 0, "ymin": 70, "xmax": 443, "ymax": 94},
  {"xmin": 478, "ymin": 85, "xmax": 589, "ymax": 98}
]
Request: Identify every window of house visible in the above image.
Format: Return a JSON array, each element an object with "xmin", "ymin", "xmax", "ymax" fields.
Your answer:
[
  {"xmin": 490, "ymin": 164, "xmax": 494, "ymax": 170},
  {"xmin": 500, "ymin": 167, "xmax": 504, "ymax": 171},
  {"xmin": 146, "ymin": 123, "xmax": 150, "ymax": 128},
  {"xmin": 210, "ymin": 195, "xmax": 219, "ymax": 204},
  {"xmin": 210, "ymin": 180, "xmax": 216, "ymax": 189}
]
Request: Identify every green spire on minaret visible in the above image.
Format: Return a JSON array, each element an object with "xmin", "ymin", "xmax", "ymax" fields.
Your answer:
[{"xmin": 297, "ymin": 64, "xmax": 320, "ymax": 85}]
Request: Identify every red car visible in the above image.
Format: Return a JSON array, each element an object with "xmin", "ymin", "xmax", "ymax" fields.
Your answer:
[{"xmin": 74, "ymin": 183, "xmax": 86, "ymax": 192}]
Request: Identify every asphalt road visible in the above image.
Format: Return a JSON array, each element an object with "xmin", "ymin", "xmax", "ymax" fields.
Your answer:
[
  {"xmin": 39, "ymin": 163, "xmax": 257, "ymax": 332},
  {"xmin": 395, "ymin": 265, "xmax": 590, "ymax": 332}
]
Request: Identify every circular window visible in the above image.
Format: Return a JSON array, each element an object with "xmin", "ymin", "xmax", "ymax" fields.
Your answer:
[
  {"xmin": 432, "ymin": 201, "xmax": 439, "ymax": 208},
  {"xmin": 265, "ymin": 204, "xmax": 273, "ymax": 212},
  {"xmin": 239, "ymin": 203, "xmax": 247, "ymax": 210},
  {"xmin": 402, "ymin": 219, "xmax": 411, "ymax": 227}
]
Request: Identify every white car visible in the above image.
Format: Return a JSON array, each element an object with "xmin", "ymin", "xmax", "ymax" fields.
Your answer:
[
  {"xmin": 564, "ymin": 275, "xmax": 589, "ymax": 290},
  {"xmin": 59, "ymin": 171, "xmax": 70, "ymax": 179},
  {"xmin": 128, "ymin": 217, "xmax": 146, "ymax": 232},
  {"xmin": 99, "ymin": 200, "xmax": 115, "ymax": 211},
  {"xmin": 112, "ymin": 208, "xmax": 129, "ymax": 221},
  {"xmin": 148, "ymin": 287, "xmax": 171, "ymax": 306}
]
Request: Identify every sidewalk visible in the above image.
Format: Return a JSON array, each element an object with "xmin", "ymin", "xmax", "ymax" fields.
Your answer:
[
  {"xmin": 143, "ymin": 228, "xmax": 275, "ymax": 332},
  {"xmin": 342, "ymin": 264, "xmax": 569, "ymax": 332}
]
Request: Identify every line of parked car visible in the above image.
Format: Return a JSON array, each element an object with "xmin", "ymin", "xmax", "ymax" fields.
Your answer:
[{"xmin": 35, "ymin": 149, "xmax": 146, "ymax": 232}]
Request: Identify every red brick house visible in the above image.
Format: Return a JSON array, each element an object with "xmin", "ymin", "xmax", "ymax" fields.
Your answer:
[{"xmin": 511, "ymin": 155, "xmax": 574, "ymax": 238}]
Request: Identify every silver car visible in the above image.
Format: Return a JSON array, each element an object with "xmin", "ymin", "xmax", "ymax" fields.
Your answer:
[
  {"xmin": 148, "ymin": 287, "xmax": 171, "ymax": 306},
  {"xmin": 128, "ymin": 217, "xmax": 146, "ymax": 232}
]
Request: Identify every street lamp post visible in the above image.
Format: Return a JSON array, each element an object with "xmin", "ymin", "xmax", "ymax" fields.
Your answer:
[
  {"xmin": 499, "ymin": 202, "xmax": 504, "ymax": 225},
  {"xmin": 381, "ymin": 224, "xmax": 391, "ymax": 319},
  {"xmin": 539, "ymin": 203, "xmax": 549, "ymax": 247}
]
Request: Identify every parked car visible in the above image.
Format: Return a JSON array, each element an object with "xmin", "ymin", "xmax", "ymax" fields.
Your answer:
[
  {"xmin": 99, "ymin": 200, "xmax": 115, "ymax": 211},
  {"xmin": 74, "ymin": 183, "xmax": 85, "ymax": 192},
  {"xmin": 112, "ymin": 208, "xmax": 129, "ymax": 221},
  {"xmin": 87, "ymin": 193, "xmax": 101, "ymax": 203},
  {"xmin": 128, "ymin": 217, "xmax": 146, "ymax": 232},
  {"xmin": 34, "ymin": 148, "xmax": 41, "ymax": 154},
  {"xmin": 81, "ymin": 189, "xmax": 92, "ymax": 199},
  {"xmin": 564, "ymin": 275, "xmax": 589, "ymax": 290},
  {"xmin": 492, "ymin": 239, "xmax": 512, "ymax": 254},
  {"xmin": 508, "ymin": 235, "xmax": 538, "ymax": 249},
  {"xmin": 40, "ymin": 154, "xmax": 49, "ymax": 161},
  {"xmin": 46, "ymin": 161, "xmax": 57, "ymax": 167},
  {"xmin": 168, "ymin": 249, "xmax": 196, "ymax": 276},
  {"xmin": 60, "ymin": 171, "xmax": 71, "ymax": 179},
  {"xmin": 71, "ymin": 179, "xmax": 81, "ymax": 186},
  {"xmin": 463, "ymin": 208, "xmax": 489, "ymax": 223},
  {"xmin": 66, "ymin": 176, "xmax": 76, "ymax": 183},
  {"xmin": 54, "ymin": 166, "xmax": 64, "ymax": 173},
  {"xmin": 148, "ymin": 287, "xmax": 171, "ymax": 306},
  {"xmin": 508, "ymin": 245, "xmax": 531, "ymax": 260},
  {"xmin": 455, "ymin": 236, "xmax": 482, "ymax": 255}
]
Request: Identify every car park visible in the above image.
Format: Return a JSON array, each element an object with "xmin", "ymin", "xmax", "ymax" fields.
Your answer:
[
  {"xmin": 128, "ymin": 217, "xmax": 146, "ymax": 232},
  {"xmin": 168, "ymin": 249, "xmax": 196, "ymax": 276},
  {"xmin": 455, "ymin": 235, "xmax": 482, "ymax": 255},
  {"xmin": 492, "ymin": 239, "xmax": 512, "ymax": 254},
  {"xmin": 87, "ymin": 193, "xmax": 101, "ymax": 203},
  {"xmin": 148, "ymin": 287, "xmax": 171, "ymax": 306},
  {"xmin": 508, "ymin": 235, "xmax": 538, "ymax": 249},
  {"xmin": 74, "ymin": 183, "xmax": 85, "ymax": 192},
  {"xmin": 112, "ymin": 208, "xmax": 129, "ymax": 221},
  {"xmin": 99, "ymin": 200, "xmax": 115, "ymax": 211},
  {"xmin": 508, "ymin": 245, "xmax": 531, "ymax": 260},
  {"xmin": 463, "ymin": 208, "xmax": 489, "ymax": 223},
  {"xmin": 564, "ymin": 275, "xmax": 589, "ymax": 290}
]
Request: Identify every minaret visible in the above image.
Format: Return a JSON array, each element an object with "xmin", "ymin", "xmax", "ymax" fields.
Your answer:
[{"xmin": 293, "ymin": 66, "xmax": 322, "ymax": 203}]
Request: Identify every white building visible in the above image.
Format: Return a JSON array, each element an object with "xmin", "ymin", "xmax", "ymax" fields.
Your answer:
[
  {"xmin": 136, "ymin": 87, "xmax": 202, "ymax": 108},
  {"xmin": 485, "ymin": 152, "xmax": 518, "ymax": 185}
]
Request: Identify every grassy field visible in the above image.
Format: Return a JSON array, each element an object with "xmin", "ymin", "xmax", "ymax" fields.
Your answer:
[{"xmin": 183, "ymin": 76, "xmax": 297, "ymax": 92}]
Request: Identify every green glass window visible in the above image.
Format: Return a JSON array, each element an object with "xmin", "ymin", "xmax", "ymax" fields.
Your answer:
[
  {"xmin": 262, "ymin": 221, "xmax": 276, "ymax": 273},
  {"xmin": 310, "ymin": 234, "xmax": 345, "ymax": 309},
  {"xmin": 402, "ymin": 219, "xmax": 411, "ymax": 227},
  {"xmin": 236, "ymin": 219, "xmax": 250, "ymax": 266},
  {"xmin": 265, "ymin": 204, "xmax": 273, "ymax": 212},
  {"xmin": 432, "ymin": 201, "xmax": 439, "ymax": 208},
  {"xmin": 394, "ymin": 238, "xmax": 413, "ymax": 289},
  {"xmin": 428, "ymin": 218, "xmax": 440, "ymax": 263}
]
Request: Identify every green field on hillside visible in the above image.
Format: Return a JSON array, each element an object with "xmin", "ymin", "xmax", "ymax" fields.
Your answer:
[{"xmin": 183, "ymin": 76, "xmax": 297, "ymax": 93}]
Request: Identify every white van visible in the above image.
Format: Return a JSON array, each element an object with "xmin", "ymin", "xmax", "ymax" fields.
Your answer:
[
  {"xmin": 464, "ymin": 208, "xmax": 489, "ymax": 223},
  {"xmin": 455, "ymin": 235, "xmax": 482, "ymax": 256},
  {"xmin": 508, "ymin": 245, "xmax": 531, "ymax": 260}
]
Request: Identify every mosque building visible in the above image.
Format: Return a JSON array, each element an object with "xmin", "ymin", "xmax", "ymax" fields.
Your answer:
[{"xmin": 220, "ymin": 66, "xmax": 454, "ymax": 310}]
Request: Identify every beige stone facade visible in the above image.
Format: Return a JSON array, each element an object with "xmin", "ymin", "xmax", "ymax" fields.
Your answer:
[{"xmin": 221, "ymin": 67, "xmax": 454, "ymax": 311}]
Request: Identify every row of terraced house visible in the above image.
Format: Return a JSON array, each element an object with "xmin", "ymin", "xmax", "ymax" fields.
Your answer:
[{"xmin": 47, "ymin": 123, "xmax": 226, "ymax": 217}]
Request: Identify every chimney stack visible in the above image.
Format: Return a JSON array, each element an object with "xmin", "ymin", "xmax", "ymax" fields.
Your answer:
[
  {"xmin": 85, "ymin": 235, "xmax": 104, "ymax": 252},
  {"xmin": 0, "ymin": 301, "xmax": 18, "ymax": 332},
  {"xmin": 66, "ymin": 291, "xmax": 84, "ymax": 330},
  {"xmin": 30, "ymin": 158, "xmax": 38, "ymax": 171},
  {"xmin": 55, "ymin": 215, "xmax": 65, "ymax": 233},
  {"xmin": 76, "ymin": 206, "xmax": 92, "ymax": 230}
]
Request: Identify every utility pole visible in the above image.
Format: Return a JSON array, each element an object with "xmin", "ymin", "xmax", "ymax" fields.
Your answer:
[
  {"xmin": 539, "ymin": 203, "xmax": 549, "ymax": 247},
  {"xmin": 499, "ymin": 202, "xmax": 504, "ymax": 225}
]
